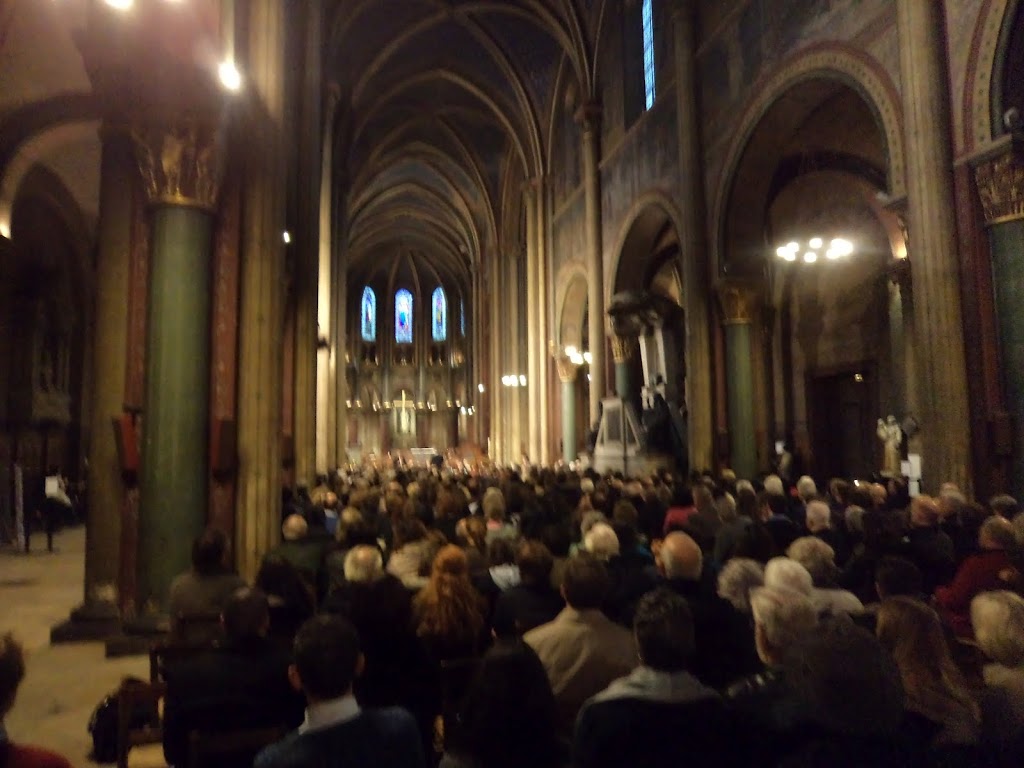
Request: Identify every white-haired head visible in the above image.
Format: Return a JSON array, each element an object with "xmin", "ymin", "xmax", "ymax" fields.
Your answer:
[
  {"xmin": 750, "ymin": 585, "xmax": 818, "ymax": 665},
  {"xmin": 718, "ymin": 558, "xmax": 765, "ymax": 614},
  {"xmin": 796, "ymin": 476, "xmax": 817, "ymax": 501},
  {"xmin": 971, "ymin": 591, "xmax": 1024, "ymax": 668},
  {"xmin": 583, "ymin": 522, "xmax": 620, "ymax": 560},
  {"xmin": 805, "ymin": 500, "xmax": 831, "ymax": 533},
  {"xmin": 763, "ymin": 475, "xmax": 784, "ymax": 497},
  {"xmin": 763, "ymin": 557, "xmax": 813, "ymax": 596},
  {"xmin": 282, "ymin": 514, "xmax": 308, "ymax": 542},
  {"xmin": 786, "ymin": 537, "xmax": 837, "ymax": 584}
]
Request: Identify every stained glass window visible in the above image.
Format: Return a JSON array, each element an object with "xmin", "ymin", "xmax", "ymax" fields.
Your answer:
[
  {"xmin": 642, "ymin": 0, "xmax": 656, "ymax": 110},
  {"xmin": 460, "ymin": 298, "xmax": 466, "ymax": 337},
  {"xmin": 432, "ymin": 287, "xmax": 447, "ymax": 343},
  {"xmin": 395, "ymin": 289, "xmax": 413, "ymax": 344},
  {"xmin": 360, "ymin": 286, "xmax": 376, "ymax": 342}
]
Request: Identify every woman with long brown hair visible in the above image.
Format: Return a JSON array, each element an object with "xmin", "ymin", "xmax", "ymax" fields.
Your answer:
[
  {"xmin": 876, "ymin": 596, "xmax": 982, "ymax": 753},
  {"xmin": 414, "ymin": 544, "xmax": 488, "ymax": 661}
]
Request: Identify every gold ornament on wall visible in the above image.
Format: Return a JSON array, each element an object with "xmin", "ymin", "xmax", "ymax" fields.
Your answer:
[
  {"xmin": 132, "ymin": 119, "xmax": 225, "ymax": 212},
  {"xmin": 975, "ymin": 146, "xmax": 1024, "ymax": 226}
]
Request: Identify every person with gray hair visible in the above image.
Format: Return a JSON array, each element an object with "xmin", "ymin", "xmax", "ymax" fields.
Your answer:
[
  {"xmin": 763, "ymin": 474, "xmax": 785, "ymax": 497},
  {"xmin": 795, "ymin": 475, "xmax": 817, "ymax": 503},
  {"xmin": 786, "ymin": 539, "xmax": 863, "ymax": 617},
  {"xmin": 659, "ymin": 532, "xmax": 761, "ymax": 688},
  {"xmin": 990, "ymin": 494, "xmax": 1020, "ymax": 520},
  {"xmin": 717, "ymin": 558, "xmax": 764, "ymax": 614},
  {"xmin": 763, "ymin": 557, "xmax": 813, "ymax": 597},
  {"xmin": 344, "ymin": 544, "xmax": 385, "ymax": 583},
  {"xmin": 583, "ymin": 522, "xmax": 620, "ymax": 561},
  {"xmin": 937, "ymin": 515, "xmax": 1018, "ymax": 638},
  {"xmin": 972, "ymin": 591, "xmax": 1024, "ymax": 754}
]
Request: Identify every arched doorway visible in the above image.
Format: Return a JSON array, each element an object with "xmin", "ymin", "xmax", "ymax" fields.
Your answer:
[{"xmin": 719, "ymin": 76, "xmax": 905, "ymax": 481}]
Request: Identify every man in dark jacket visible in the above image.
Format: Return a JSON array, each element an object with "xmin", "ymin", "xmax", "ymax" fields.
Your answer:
[
  {"xmin": 255, "ymin": 615, "xmax": 425, "ymax": 768},
  {"xmin": 574, "ymin": 589, "xmax": 748, "ymax": 768},
  {"xmin": 492, "ymin": 540, "xmax": 564, "ymax": 637},
  {"xmin": 898, "ymin": 495, "xmax": 956, "ymax": 594},
  {"xmin": 163, "ymin": 588, "xmax": 305, "ymax": 768}
]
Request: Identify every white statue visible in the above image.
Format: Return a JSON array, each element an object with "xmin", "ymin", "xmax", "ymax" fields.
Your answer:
[{"xmin": 877, "ymin": 415, "xmax": 903, "ymax": 478}]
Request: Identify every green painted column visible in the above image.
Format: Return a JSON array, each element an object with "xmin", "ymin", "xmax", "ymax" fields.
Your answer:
[
  {"xmin": 614, "ymin": 363, "xmax": 630, "ymax": 402},
  {"xmin": 557, "ymin": 359, "xmax": 578, "ymax": 462},
  {"xmin": 720, "ymin": 285, "xmax": 758, "ymax": 480},
  {"xmin": 137, "ymin": 205, "xmax": 213, "ymax": 612},
  {"xmin": 131, "ymin": 121, "xmax": 223, "ymax": 614},
  {"xmin": 611, "ymin": 334, "xmax": 635, "ymax": 400}
]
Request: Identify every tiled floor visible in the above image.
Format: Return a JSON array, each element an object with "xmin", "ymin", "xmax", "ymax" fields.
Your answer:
[{"xmin": 0, "ymin": 527, "xmax": 163, "ymax": 767}]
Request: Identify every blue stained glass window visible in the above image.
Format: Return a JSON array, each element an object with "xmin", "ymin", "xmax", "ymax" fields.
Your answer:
[
  {"xmin": 642, "ymin": 0, "xmax": 656, "ymax": 110},
  {"xmin": 395, "ymin": 289, "xmax": 413, "ymax": 344},
  {"xmin": 360, "ymin": 286, "xmax": 376, "ymax": 342},
  {"xmin": 431, "ymin": 287, "xmax": 447, "ymax": 342},
  {"xmin": 460, "ymin": 298, "xmax": 466, "ymax": 337}
]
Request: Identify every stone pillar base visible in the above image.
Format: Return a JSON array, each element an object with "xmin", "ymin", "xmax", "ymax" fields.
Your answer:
[{"xmin": 50, "ymin": 600, "xmax": 122, "ymax": 644}]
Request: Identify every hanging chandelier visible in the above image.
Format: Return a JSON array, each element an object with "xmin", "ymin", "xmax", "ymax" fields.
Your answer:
[{"xmin": 775, "ymin": 237, "xmax": 854, "ymax": 263}]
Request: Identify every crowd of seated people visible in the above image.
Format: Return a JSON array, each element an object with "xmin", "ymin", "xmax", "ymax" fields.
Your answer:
[{"xmin": 32, "ymin": 465, "xmax": 1022, "ymax": 767}]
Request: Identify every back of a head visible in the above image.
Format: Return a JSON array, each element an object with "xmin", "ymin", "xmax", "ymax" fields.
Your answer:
[
  {"xmin": 583, "ymin": 522, "xmax": 620, "ymax": 560},
  {"xmin": 989, "ymin": 494, "xmax": 1019, "ymax": 520},
  {"xmin": 980, "ymin": 515, "xmax": 1017, "ymax": 550},
  {"xmin": 192, "ymin": 528, "xmax": 229, "ymax": 575},
  {"xmin": 0, "ymin": 632, "xmax": 26, "ymax": 720},
  {"xmin": 633, "ymin": 589, "xmax": 695, "ymax": 672},
  {"xmin": 517, "ymin": 540, "xmax": 554, "ymax": 587},
  {"xmin": 483, "ymin": 488, "xmax": 506, "ymax": 521},
  {"xmin": 789, "ymin": 618, "xmax": 904, "ymax": 736},
  {"xmin": 344, "ymin": 545, "xmax": 385, "ymax": 583},
  {"xmin": 433, "ymin": 544, "xmax": 470, "ymax": 579},
  {"xmin": 456, "ymin": 641, "xmax": 561, "ymax": 767},
  {"xmin": 222, "ymin": 587, "xmax": 270, "ymax": 643},
  {"xmin": 796, "ymin": 475, "xmax": 817, "ymax": 501},
  {"xmin": 716, "ymin": 492, "xmax": 737, "ymax": 523},
  {"xmin": 488, "ymin": 536, "xmax": 518, "ymax": 567},
  {"xmin": 763, "ymin": 475, "xmax": 785, "ymax": 497},
  {"xmin": 763, "ymin": 557, "xmax": 813, "ymax": 596},
  {"xmin": 282, "ymin": 514, "xmax": 309, "ymax": 542},
  {"xmin": 786, "ymin": 537, "xmax": 836, "ymax": 584},
  {"xmin": 661, "ymin": 531, "xmax": 703, "ymax": 581},
  {"xmin": 718, "ymin": 558, "xmax": 765, "ymax": 614},
  {"xmin": 874, "ymin": 557, "xmax": 923, "ymax": 599},
  {"xmin": 562, "ymin": 552, "xmax": 610, "ymax": 610},
  {"xmin": 749, "ymin": 586, "xmax": 817, "ymax": 656},
  {"xmin": 971, "ymin": 590, "xmax": 1024, "ymax": 667},
  {"xmin": 293, "ymin": 615, "xmax": 361, "ymax": 701},
  {"xmin": 910, "ymin": 495, "xmax": 940, "ymax": 527},
  {"xmin": 805, "ymin": 500, "xmax": 831, "ymax": 532}
]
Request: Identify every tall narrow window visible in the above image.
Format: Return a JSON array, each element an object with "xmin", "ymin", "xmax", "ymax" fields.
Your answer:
[
  {"xmin": 642, "ymin": 0, "xmax": 656, "ymax": 109},
  {"xmin": 360, "ymin": 286, "xmax": 377, "ymax": 342},
  {"xmin": 395, "ymin": 289, "xmax": 413, "ymax": 344},
  {"xmin": 431, "ymin": 287, "xmax": 447, "ymax": 342},
  {"xmin": 460, "ymin": 298, "xmax": 466, "ymax": 337}
]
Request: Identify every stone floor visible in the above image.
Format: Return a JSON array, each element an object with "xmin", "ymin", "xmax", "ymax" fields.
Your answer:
[{"xmin": 0, "ymin": 527, "xmax": 164, "ymax": 767}]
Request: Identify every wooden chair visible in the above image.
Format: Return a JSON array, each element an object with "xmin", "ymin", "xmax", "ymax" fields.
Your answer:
[
  {"xmin": 187, "ymin": 726, "xmax": 286, "ymax": 768},
  {"xmin": 171, "ymin": 610, "xmax": 223, "ymax": 646},
  {"xmin": 116, "ymin": 678, "xmax": 165, "ymax": 768}
]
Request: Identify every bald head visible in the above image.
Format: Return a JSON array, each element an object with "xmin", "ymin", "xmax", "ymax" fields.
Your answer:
[
  {"xmin": 344, "ymin": 545, "xmax": 385, "ymax": 582},
  {"xmin": 661, "ymin": 531, "xmax": 703, "ymax": 581},
  {"xmin": 282, "ymin": 514, "xmax": 308, "ymax": 541}
]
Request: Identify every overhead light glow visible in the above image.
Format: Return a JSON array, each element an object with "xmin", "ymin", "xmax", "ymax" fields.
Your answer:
[
  {"xmin": 565, "ymin": 345, "xmax": 578, "ymax": 358},
  {"xmin": 803, "ymin": 252, "xmax": 817, "ymax": 264},
  {"xmin": 809, "ymin": 237, "xmax": 823, "ymax": 249},
  {"xmin": 282, "ymin": 230, "xmax": 291, "ymax": 244},
  {"xmin": 478, "ymin": 383, "xmax": 485, "ymax": 393},
  {"xmin": 519, "ymin": 374, "xmax": 527, "ymax": 386},
  {"xmin": 831, "ymin": 238, "xmax": 853, "ymax": 256},
  {"xmin": 104, "ymin": 0, "xmax": 134, "ymax": 9},
  {"xmin": 784, "ymin": 250, "xmax": 797, "ymax": 262},
  {"xmin": 218, "ymin": 59, "xmax": 242, "ymax": 91}
]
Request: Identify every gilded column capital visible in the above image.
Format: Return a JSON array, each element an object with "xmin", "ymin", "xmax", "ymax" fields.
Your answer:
[
  {"xmin": 610, "ymin": 334, "xmax": 636, "ymax": 364},
  {"xmin": 975, "ymin": 141, "xmax": 1024, "ymax": 226},
  {"xmin": 717, "ymin": 283, "xmax": 759, "ymax": 325},
  {"xmin": 555, "ymin": 356, "xmax": 579, "ymax": 384},
  {"xmin": 131, "ymin": 119, "xmax": 225, "ymax": 212}
]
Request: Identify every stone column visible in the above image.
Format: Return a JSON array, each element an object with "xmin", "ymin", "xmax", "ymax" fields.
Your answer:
[
  {"xmin": 508, "ymin": 253, "xmax": 522, "ymax": 462},
  {"xmin": 896, "ymin": 0, "xmax": 972, "ymax": 492},
  {"xmin": 719, "ymin": 284, "xmax": 758, "ymax": 480},
  {"xmin": 132, "ymin": 121, "xmax": 223, "ymax": 612},
  {"xmin": 535, "ymin": 178, "xmax": 552, "ymax": 464},
  {"xmin": 976, "ymin": 140, "xmax": 1024, "ymax": 497},
  {"xmin": 611, "ymin": 334, "xmax": 636, "ymax": 401},
  {"xmin": 235, "ymin": 0, "xmax": 287, "ymax": 581},
  {"xmin": 579, "ymin": 105, "xmax": 606, "ymax": 426},
  {"xmin": 556, "ymin": 356, "xmax": 579, "ymax": 462},
  {"xmin": 671, "ymin": 0, "xmax": 714, "ymax": 473},
  {"xmin": 525, "ymin": 184, "xmax": 541, "ymax": 462},
  {"xmin": 73, "ymin": 127, "xmax": 134, "ymax": 626}
]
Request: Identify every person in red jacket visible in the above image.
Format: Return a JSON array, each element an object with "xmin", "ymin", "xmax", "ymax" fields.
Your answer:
[
  {"xmin": 935, "ymin": 516, "xmax": 1018, "ymax": 638},
  {"xmin": 0, "ymin": 633, "xmax": 72, "ymax": 768}
]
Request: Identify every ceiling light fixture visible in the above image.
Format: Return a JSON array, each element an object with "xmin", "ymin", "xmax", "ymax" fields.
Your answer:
[
  {"xmin": 104, "ymin": 0, "xmax": 134, "ymax": 9},
  {"xmin": 218, "ymin": 59, "xmax": 242, "ymax": 91},
  {"xmin": 775, "ymin": 237, "xmax": 855, "ymax": 264}
]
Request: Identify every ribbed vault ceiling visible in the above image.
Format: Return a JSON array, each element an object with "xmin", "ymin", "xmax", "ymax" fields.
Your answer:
[{"xmin": 326, "ymin": 0, "xmax": 606, "ymax": 289}]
